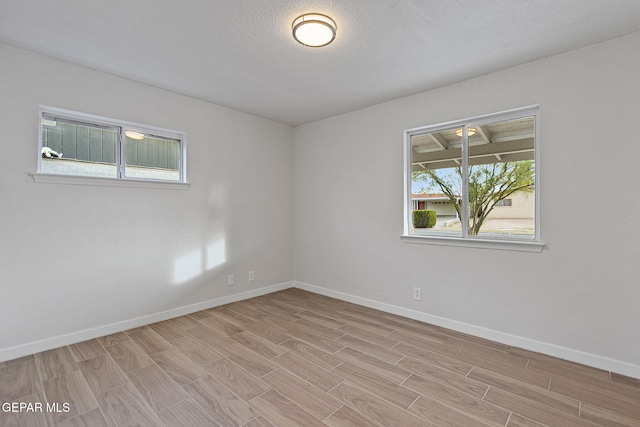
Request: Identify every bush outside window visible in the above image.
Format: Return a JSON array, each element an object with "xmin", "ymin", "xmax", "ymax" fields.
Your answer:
[{"xmin": 404, "ymin": 106, "xmax": 540, "ymax": 248}]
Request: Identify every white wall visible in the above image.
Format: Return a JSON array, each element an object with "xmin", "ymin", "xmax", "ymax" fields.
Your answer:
[
  {"xmin": 0, "ymin": 43, "xmax": 293, "ymax": 358},
  {"xmin": 3, "ymin": 32, "xmax": 639, "ymax": 378},
  {"xmin": 293, "ymin": 32, "xmax": 640, "ymax": 377}
]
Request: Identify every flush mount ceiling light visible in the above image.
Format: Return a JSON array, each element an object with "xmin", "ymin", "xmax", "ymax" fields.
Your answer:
[
  {"xmin": 292, "ymin": 13, "xmax": 336, "ymax": 47},
  {"xmin": 455, "ymin": 128, "xmax": 477, "ymax": 137}
]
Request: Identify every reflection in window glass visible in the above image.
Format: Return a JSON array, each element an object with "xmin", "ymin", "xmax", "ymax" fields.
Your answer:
[
  {"xmin": 468, "ymin": 117, "xmax": 535, "ymax": 239},
  {"xmin": 41, "ymin": 116, "xmax": 118, "ymax": 178},
  {"xmin": 408, "ymin": 109, "xmax": 537, "ymax": 241},
  {"xmin": 124, "ymin": 132, "xmax": 180, "ymax": 181},
  {"xmin": 411, "ymin": 127, "xmax": 463, "ymax": 237},
  {"xmin": 39, "ymin": 108, "xmax": 186, "ymax": 183}
]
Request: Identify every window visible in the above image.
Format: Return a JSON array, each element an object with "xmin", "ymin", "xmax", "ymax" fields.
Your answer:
[
  {"xmin": 38, "ymin": 107, "xmax": 186, "ymax": 184},
  {"xmin": 403, "ymin": 106, "xmax": 541, "ymax": 251}
]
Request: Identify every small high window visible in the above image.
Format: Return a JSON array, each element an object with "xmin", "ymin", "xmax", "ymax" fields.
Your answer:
[{"xmin": 38, "ymin": 107, "xmax": 186, "ymax": 183}]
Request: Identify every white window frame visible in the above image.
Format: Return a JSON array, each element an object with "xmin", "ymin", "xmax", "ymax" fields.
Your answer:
[
  {"xmin": 401, "ymin": 105, "xmax": 544, "ymax": 252},
  {"xmin": 34, "ymin": 106, "xmax": 189, "ymax": 189}
]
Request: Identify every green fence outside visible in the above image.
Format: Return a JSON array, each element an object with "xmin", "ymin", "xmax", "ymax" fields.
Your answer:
[{"xmin": 42, "ymin": 124, "xmax": 179, "ymax": 171}]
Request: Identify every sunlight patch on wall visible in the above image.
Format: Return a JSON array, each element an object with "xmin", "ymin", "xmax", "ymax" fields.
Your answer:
[
  {"xmin": 173, "ymin": 238, "xmax": 227, "ymax": 284},
  {"xmin": 173, "ymin": 250, "xmax": 202, "ymax": 284},
  {"xmin": 206, "ymin": 239, "xmax": 226, "ymax": 270}
]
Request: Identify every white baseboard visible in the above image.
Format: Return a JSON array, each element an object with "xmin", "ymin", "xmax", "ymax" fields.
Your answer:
[
  {"xmin": 4, "ymin": 279, "xmax": 639, "ymax": 380},
  {"xmin": 0, "ymin": 281, "xmax": 293, "ymax": 363},
  {"xmin": 294, "ymin": 281, "xmax": 640, "ymax": 380}
]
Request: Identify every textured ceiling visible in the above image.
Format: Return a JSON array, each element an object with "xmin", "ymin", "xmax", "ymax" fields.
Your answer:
[{"xmin": 2, "ymin": 1, "xmax": 640, "ymax": 126}]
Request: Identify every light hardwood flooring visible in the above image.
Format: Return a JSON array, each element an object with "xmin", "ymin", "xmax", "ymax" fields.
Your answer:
[{"xmin": 1, "ymin": 288, "xmax": 639, "ymax": 426}]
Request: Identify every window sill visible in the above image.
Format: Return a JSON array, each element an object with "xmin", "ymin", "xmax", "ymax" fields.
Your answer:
[
  {"xmin": 400, "ymin": 234, "xmax": 545, "ymax": 252},
  {"xmin": 31, "ymin": 173, "xmax": 190, "ymax": 190}
]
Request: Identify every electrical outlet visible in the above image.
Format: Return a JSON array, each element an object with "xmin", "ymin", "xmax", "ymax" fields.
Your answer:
[
  {"xmin": 227, "ymin": 274, "xmax": 235, "ymax": 286},
  {"xmin": 248, "ymin": 271, "xmax": 255, "ymax": 281},
  {"xmin": 413, "ymin": 287, "xmax": 422, "ymax": 301}
]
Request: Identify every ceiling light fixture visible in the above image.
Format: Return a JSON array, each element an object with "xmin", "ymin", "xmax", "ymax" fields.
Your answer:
[
  {"xmin": 292, "ymin": 13, "xmax": 336, "ymax": 47},
  {"xmin": 455, "ymin": 128, "xmax": 477, "ymax": 137},
  {"xmin": 125, "ymin": 131, "xmax": 145, "ymax": 140}
]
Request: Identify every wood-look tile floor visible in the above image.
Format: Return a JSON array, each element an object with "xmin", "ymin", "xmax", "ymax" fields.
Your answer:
[{"xmin": 1, "ymin": 288, "xmax": 639, "ymax": 427}]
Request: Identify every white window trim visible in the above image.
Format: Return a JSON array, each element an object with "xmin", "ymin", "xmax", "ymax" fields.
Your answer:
[
  {"xmin": 400, "ymin": 234, "xmax": 544, "ymax": 252},
  {"xmin": 401, "ymin": 105, "xmax": 544, "ymax": 252},
  {"xmin": 34, "ymin": 106, "xmax": 189, "ymax": 189},
  {"xmin": 31, "ymin": 173, "xmax": 190, "ymax": 189}
]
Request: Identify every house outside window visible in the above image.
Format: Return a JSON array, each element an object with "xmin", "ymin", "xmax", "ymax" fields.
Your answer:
[
  {"xmin": 403, "ymin": 106, "xmax": 542, "ymax": 251},
  {"xmin": 495, "ymin": 198, "xmax": 513, "ymax": 207}
]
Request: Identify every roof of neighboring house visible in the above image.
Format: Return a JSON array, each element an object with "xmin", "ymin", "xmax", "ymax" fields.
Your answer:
[{"xmin": 412, "ymin": 193, "xmax": 452, "ymax": 201}]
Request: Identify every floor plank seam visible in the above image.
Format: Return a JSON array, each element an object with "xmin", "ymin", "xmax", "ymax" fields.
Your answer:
[
  {"xmin": 322, "ymin": 404, "xmax": 344, "ymax": 422},
  {"xmin": 325, "ymin": 381, "xmax": 344, "ymax": 394},
  {"xmin": 578, "ymin": 400, "xmax": 582, "ymax": 419},
  {"xmin": 406, "ymin": 394, "xmax": 421, "ymax": 411},
  {"xmin": 481, "ymin": 384, "xmax": 491, "ymax": 401},
  {"xmin": 504, "ymin": 412, "xmax": 512, "ymax": 427}
]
